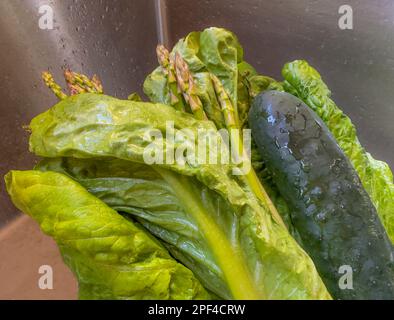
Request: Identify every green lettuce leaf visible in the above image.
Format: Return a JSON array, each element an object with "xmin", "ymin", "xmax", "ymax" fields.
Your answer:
[
  {"xmin": 28, "ymin": 93, "xmax": 330, "ymax": 299},
  {"xmin": 36, "ymin": 158, "xmax": 236, "ymax": 299},
  {"xmin": 282, "ymin": 60, "xmax": 394, "ymax": 242},
  {"xmin": 4, "ymin": 170, "xmax": 209, "ymax": 300},
  {"xmin": 143, "ymin": 27, "xmax": 297, "ymax": 239}
]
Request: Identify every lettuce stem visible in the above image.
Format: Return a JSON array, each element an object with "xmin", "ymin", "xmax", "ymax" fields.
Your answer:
[
  {"xmin": 210, "ymin": 71, "xmax": 286, "ymax": 230},
  {"xmin": 246, "ymin": 167, "xmax": 286, "ymax": 229},
  {"xmin": 155, "ymin": 167, "xmax": 263, "ymax": 300}
]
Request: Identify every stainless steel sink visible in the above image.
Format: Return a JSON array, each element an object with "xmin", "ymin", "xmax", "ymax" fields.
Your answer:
[{"xmin": 1, "ymin": 0, "xmax": 393, "ymax": 299}]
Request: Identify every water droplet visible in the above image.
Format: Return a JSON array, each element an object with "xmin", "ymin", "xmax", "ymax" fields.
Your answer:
[
  {"xmin": 316, "ymin": 212, "xmax": 326, "ymax": 222},
  {"xmin": 301, "ymin": 160, "xmax": 311, "ymax": 173},
  {"xmin": 330, "ymin": 158, "xmax": 342, "ymax": 175},
  {"xmin": 310, "ymin": 186, "xmax": 322, "ymax": 198},
  {"xmin": 267, "ymin": 115, "xmax": 275, "ymax": 125}
]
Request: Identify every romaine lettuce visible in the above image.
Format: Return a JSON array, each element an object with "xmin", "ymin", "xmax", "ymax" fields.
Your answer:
[
  {"xmin": 26, "ymin": 93, "xmax": 330, "ymax": 299},
  {"xmin": 143, "ymin": 27, "xmax": 298, "ymax": 239},
  {"xmin": 5, "ymin": 170, "xmax": 209, "ymax": 300}
]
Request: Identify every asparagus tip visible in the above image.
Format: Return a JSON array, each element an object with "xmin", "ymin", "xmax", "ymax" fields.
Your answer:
[
  {"xmin": 41, "ymin": 71, "xmax": 67, "ymax": 100},
  {"xmin": 174, "ymin": 52, "xmax": 207, "ymax": 120},
  {"xmin": 91, "ymin": 74, "xmax": 103, "ymax": 93},
  {"xmin": 156, "ymin": 44, "xmax": 170, "ymax": 68},
  {"xmin": 63, "ymin": 70, "xmax": 103, "ymax": 95}
]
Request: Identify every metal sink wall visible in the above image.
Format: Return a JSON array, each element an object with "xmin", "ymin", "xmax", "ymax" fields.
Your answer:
[{"xmin": 0, "ymin": 0, "xmax": 393, "ymax": 299}]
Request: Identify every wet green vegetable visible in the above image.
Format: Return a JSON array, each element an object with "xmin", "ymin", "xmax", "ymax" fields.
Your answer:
[
  {"xmin": 5, "ymin": 26, "xmax": 392, "ymax": 300},
  {"xmin": 25, "ymin": 93, "xmax": 330, "ymax": 299},
  {"xmin": 249, "ymin": 90, "xmax": 394, "ymax": 299},
  {"xmin": 5, "ymin": 170, "xmax": 209, "ymax": 300},
  {"xmin": 144, "ymin": 27, "xmax": 295, "ymax": 236}
]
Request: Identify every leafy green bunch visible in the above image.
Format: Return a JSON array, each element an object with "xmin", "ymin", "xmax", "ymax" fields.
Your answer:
[{"xmin": 6, "ymin": 27, "xmax": 394, "ymax": 300}]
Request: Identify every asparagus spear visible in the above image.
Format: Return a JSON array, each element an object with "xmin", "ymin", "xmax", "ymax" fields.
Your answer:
[
  {"xmin": 210, "ymin": 74, "xmax": 238, "ymax": 129},
  {"xmin": 64, "ymin": 70, "xmax": 103, "ymax": 95},
  {"xmin": 210, "ymin": 72, "xmax": 286, "ymax": 229},
  {"xmin": 174, "ymin": 52, "xmax": 208, "ymax": 120},
  {"xmin": 156, "ymin": 45, "xmax": 185, "ymax": 111},
  {"xmin": 43, "ymin": 70, "xmax": 103, "ymax": 99},
  {"xmin": 42, "ymin": 71, "xmax": 67, "ymax": 100}
]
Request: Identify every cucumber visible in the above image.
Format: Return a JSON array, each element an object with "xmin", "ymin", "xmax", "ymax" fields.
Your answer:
[{"xmin": 249, "ymin": 90, "xmax": 394, "ymax": 299}]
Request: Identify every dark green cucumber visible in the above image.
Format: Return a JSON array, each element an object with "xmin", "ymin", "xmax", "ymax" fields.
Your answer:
[{"xmin": 249, "ymin": 90, "xmax": 394, "ymax": 299}]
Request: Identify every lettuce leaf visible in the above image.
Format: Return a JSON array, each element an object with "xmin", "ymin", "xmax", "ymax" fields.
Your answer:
[
  {"xmin": 143, "ymin": 27, "xmax": 298, "ymax": 240},
  {"xmin": 282, "ymin": 60, "xmax": 394, "ymax": 242},
  {"xmin": 28, "ymin": 93, "xmax": 330, "ymax": 299},
  {"xmin": 36, "ymin": 158, "xmax": 236, "ymax": 299},
  {"xmin": 4, "ymin": 170, "xmax": 209, "ymax": 300}
]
